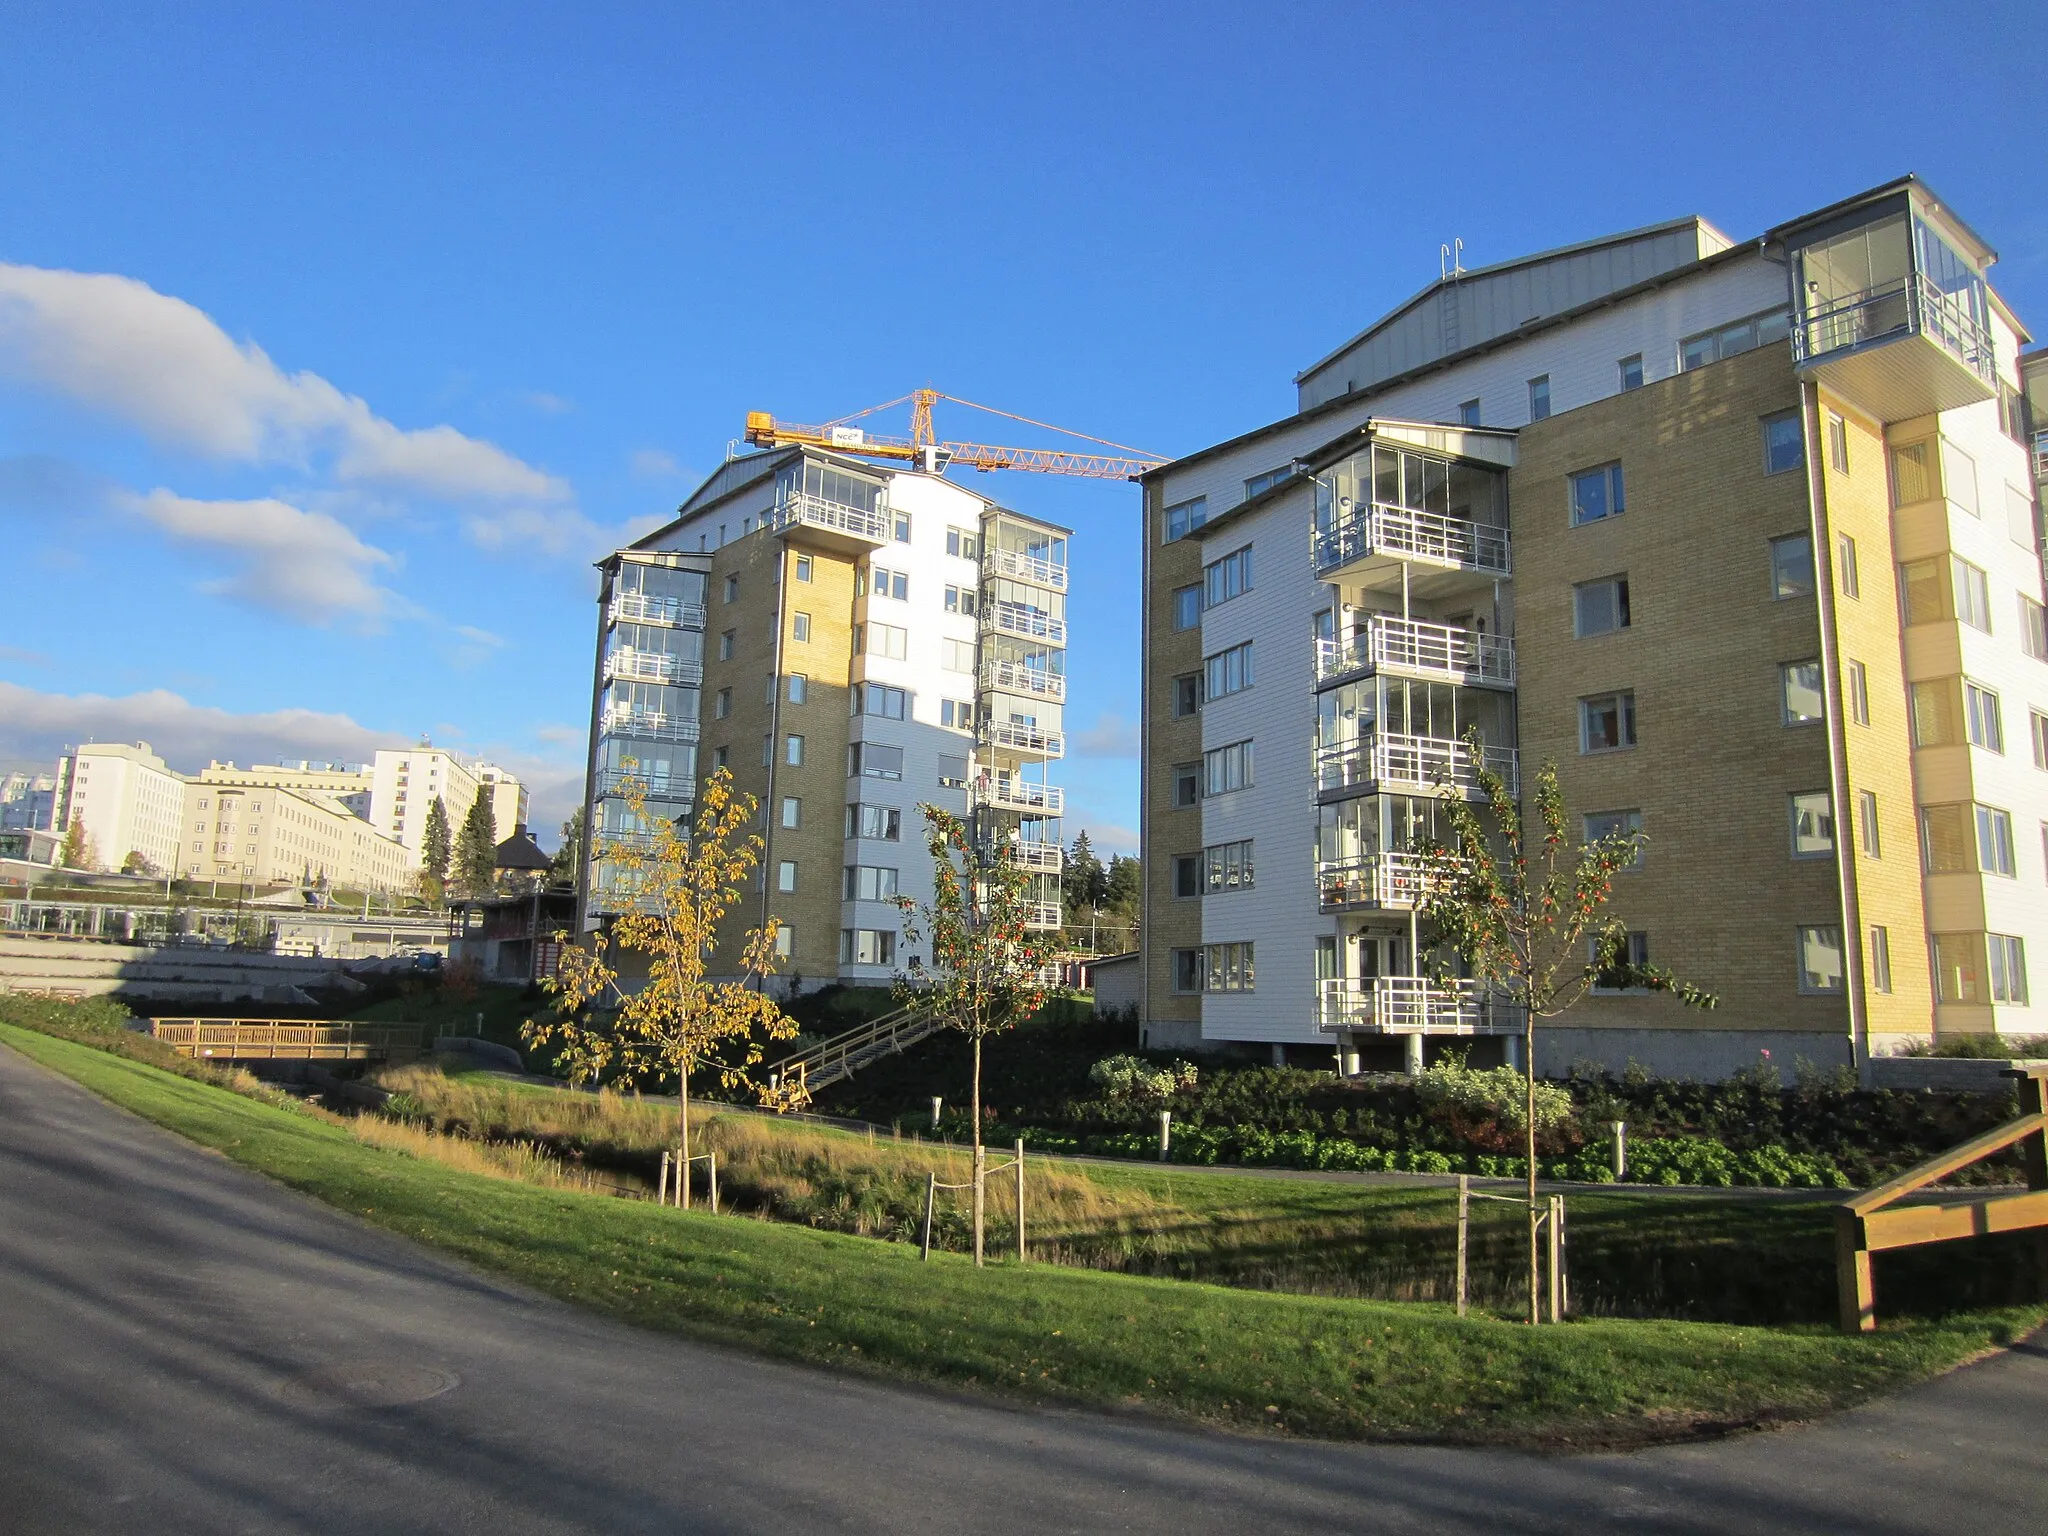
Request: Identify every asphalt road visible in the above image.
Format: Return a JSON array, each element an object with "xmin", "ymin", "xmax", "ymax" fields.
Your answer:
[{"xmin": 3, "ymin": 1043, "xmax": 2044, "ymax": 1535}]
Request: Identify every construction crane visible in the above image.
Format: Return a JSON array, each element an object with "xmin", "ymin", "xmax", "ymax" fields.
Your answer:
[{"xmin": 744, "ymin": 388, "xmax": 1166, "ymax": 480}]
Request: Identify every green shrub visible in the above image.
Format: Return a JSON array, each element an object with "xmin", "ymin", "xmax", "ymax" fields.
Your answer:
[{"xmin": 1087, "ymin": 1053, "xmax": 1198, "ymax": 1104}]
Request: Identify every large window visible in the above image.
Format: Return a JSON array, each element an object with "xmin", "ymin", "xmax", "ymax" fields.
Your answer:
[
  {"xmin": 1965, "ymin": 682, "xmax": 2003, "ymax": 752},
  {"xmin": 1592, "ymin": 931, "xmax": 1650, "ymax": 993},
  {"xmin": 844, "ymin": 865, "xmax": 900, "ymax": 902},
  {"xmin": 1204, "ymin": 640, "xmax": 1254, "ymax": 700},
  {"xmin": 1789, "ymin": 791, "xmax": 1834, "ymax": 858},
  {"xmin": 1204, "ymin": 740, "xmax": 1254, "ymax": 795},
  {"xmin": 1934, "ymin": 933, "xmax": 2029, "ymax": 1005},
  {"xmin": 1573, "ymin": 576, "xmax": 1630, "ymax": 637},
  {"xmin": 1582, "ymin": 810, "xmax": 1644, "ymax": 869},
  {"xmin": 1204, "ymin": 545, "xmax": 1253, "ymax": 607},
  {"xmin": 1978, "ymin": 805, "xmax": 2016, "ymax": 876},
  {"xmin": 852, "ymin": 682, "xmax": 908, "ymax": 720},
  {"xmin": 1920, "ymin": 802, "xmax": 2016, "ymax": 875},
  {"xmin": 1797, "ymin": 926, "xmax": 1846, "ymax": 994},
  {"xmin": 866, "ymin": 566, "xmax": 909, "ymax": 601},
  {"xmin": 1173, "ymin": 584, "xmax": 1202, "ymax": 630},
  {"xmin": 1205, "ymin": 942, "xmax": 1255, "ymax": 992},
  {"xmin": 1991, "ymin": 935, "xmax": 2030, "ymax": 1005},
  {"xmin": 862, "ymin": 622, "xmax": 908, "ymax": 660},
  {"xmin": 944, "ymin": 584, "xmax": 977, "ymax": 616},
  {"xmin": 1771, "ymin": 534, "xmax": 1815, "ymax": 598},
  {"xmin": 1569, "ymin": 463, "xmax": 1625, "ymax": 526},
  {"xmin": 847, "ymin": 743, "xmax": 903, "ymax": 780},
  {"xmin": 1781, "ymin": 661, "xmax": 1825, "ymax": 725},
  {"xmin": 846, "ymin": 803, "xmax": 901, "ymax": 841},
  {"xmin": 1762, "ymin": 411, "xmax": 1804, "ymax": 475},
  {"xmin": 941, "ymin": 638, "xmax": 976, "ymax": 673},
  {"xmin": 1163, "ymin": 496, "xmax": 1208, "ymax": 543},
  {"xmin": 1580, "ymin": 692, "xmax": 1637, "ymax": 753},
  {"xmin": 840, "ymin": 928, "xmax": 896, "ymax": 966},
  {"xmin": 1204, "ymin": 839, "xmax": 1254, "ymax": 893},
  {"xmin": 945, "ymin": 526, "xmax": 979, "ymax": 561},
  {"xmin": 1680, "ymin": 308, "xmax": 1790, "ymax": 370}
]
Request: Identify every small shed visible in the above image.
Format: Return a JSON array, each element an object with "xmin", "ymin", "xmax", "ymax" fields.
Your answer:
[{"xmin": 1084, "ymin": 951, "xmax": 1142, "ymax": 1017}]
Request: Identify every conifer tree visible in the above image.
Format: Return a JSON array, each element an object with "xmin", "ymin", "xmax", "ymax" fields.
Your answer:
[
  {"xmin": 452, "ymin": 786, "xmax": 497, "ymax": 899},
  {"xmin": 548, "ymin": 807, "xmax": 585, "ymax": 888}
]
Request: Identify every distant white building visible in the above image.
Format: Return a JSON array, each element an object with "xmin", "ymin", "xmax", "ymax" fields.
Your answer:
[
  {"xmin": 366, "ymin": 746, "xmax": 525, "ymax": 854},
  {"xmin": 54, "ymin": 743, "xmax": 187, "ymax": 874}
]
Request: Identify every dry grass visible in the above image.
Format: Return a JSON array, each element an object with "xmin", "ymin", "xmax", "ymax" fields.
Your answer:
[{"xmin": 347, "ymin": 1113, "xmax": 608, "ymax": 1192}]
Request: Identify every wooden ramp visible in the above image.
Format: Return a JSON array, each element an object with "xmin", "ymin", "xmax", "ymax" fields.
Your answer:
[{"xmin": 149, "ymin": 1018, "xmax": 423, "ymax": 1064}]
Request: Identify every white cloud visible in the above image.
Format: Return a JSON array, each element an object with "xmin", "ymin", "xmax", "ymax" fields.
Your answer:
[
  {"xmin": 630, "ymin": 447, "xmax": 682, "ymax": 478},
  {"xmin": 533, "ymin": 723, "xmax": 584, "ymax": 746},
  {"xmin": 461, "ymin": 503, "xmax": 663, "ymax": 561},
  {"xmin": 121, "ymin": 488, "xmax": 397, "ymax": 625},
  {"xmin": 0, "ymin": 262, "xmax": 567, "ymax": 503},
  {"xmin": 1072, "ymin": 711, "xmax": 1139, "ymax": 759},
  {"xmin": 0, "ymin": 682, "xmax": 405, "ymax": 774}
]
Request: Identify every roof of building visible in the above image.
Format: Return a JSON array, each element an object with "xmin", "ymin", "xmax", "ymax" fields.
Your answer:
[{"xmin": 493, "ymin": 824, "xmax": 552, "ymax": 872}]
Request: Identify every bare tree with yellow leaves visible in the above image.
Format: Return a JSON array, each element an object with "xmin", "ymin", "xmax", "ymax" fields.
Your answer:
[{"xmin": 523, "ymin": 768, "xmax": 795, "ymax": 1198}]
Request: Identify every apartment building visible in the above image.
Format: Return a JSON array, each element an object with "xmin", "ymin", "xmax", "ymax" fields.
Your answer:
[
  {"xmin": 1141, "ymin": 176, "xmax": 2044, "ymax": 1079},
  {"xmin": 180, "ymin": 771, "xmax": 413, "ymax": 891},
  {"xmin": 0, "ymin": 771, "xmax": 57, "ymax": 832},
  {"xmin": 366, "ymin": 746, "xmax": 524, "ymax": 854},
  {"xmin": 53, "ymin": 742, "xmax": 188, "ymax": 873},
  {"xmin": 580, "ymin": 447, "xmax": 1068, "ymax": 989}
]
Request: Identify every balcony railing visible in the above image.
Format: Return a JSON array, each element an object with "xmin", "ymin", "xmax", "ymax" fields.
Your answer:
[
  {"xmin": 771, "ymin": 492, "xmax": 890, "ymax": 544},
  {"xmin": 1008, "ymin": 842, "xmax": 1064, "ymax": 874},
  {"xmin": 982, "ymin": 547, "xmax": 1068, "ymax": 591},
  {"xmin": 600, "ymin": 709, "xmax": 699, "ymax": 744},
  {"xmin": 2033, "ymin": 429, "xmax": 2048, "ymax": 483},
  {"xmin": 1315, "ymin": 732, "xmax": 1518, "ymax": 799},
  {"xmin": 608, "ymin": 592, "xmax": 707, "ymax": 630},
  {"xmin": 983, "ymin": 600, "xmax": 1067, "ymax": 646},
  {"xmin": 605, "ymin": 648, "xmax": 702, "ymax": 687},
  {"xmin": 1792, "ymin": 272, "xmax": 1995, "ymax": 386},
  {"xmin": 1316, "ymin": 976, "xmax": 1525, "ymax": 1035},
  {"xmin": 982, "ymin": 720, "xmax": 1066, "ymax": 758},
  {"xmin": 1021, "ymin": 902, "xmax": 1064, "ymax": 930},
  {"xmin": 1313, "ymin": 503, "xmax": 1511, "ymax": 580},
  {"xmin": 1316, "ymin": 851, "xmax": 1433, "ymax": 911},
  {"xmin": 979, "ymin": 658, "xmax": 1067, "ymax": 701},
  {"xmin": 595, "ymin": 768, "xmax": 695, "ymax": 799},
  {"xmin": 1315, "ymin": 616, "xmax": 1515, "ymax": 689},
  {"xmin": 972, "ymin": 777, "xmax": 1064, "ymax": 815}
]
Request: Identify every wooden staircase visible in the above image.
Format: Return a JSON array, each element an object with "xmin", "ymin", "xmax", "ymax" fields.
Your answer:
[{"xmin": 764, "ymin": 1003, "xmax": 944, "ymax": 1104}]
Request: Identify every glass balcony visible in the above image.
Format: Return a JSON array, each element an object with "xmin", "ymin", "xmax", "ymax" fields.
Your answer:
[
  {"xmin": 971, "ymin": 776, "xmax": 1063, "ymax": 815},
  {"xmin": 1007, "ymin": 842, "xmax": 1064, "ymax": 874},
  {"xmin": 982, "ymin": 720, "xmax": 1065, "ymax": 759},
  {"xmin": 1315, "ymin": 851, "xmax": 1432, "ymax": 912},
  {"xmin": 982, "ymin": 546, "xmax": 1068, "ymax": 591},
  {"xmin": 1313, "ymin": 502, "xmax": 1510, "ymax": 583},
  {"xmin": 1021, "ymin": 902, "xmax": 1063, "ymax": 930},
  {"xmin": 982, "ymin": 599, "xmax": 1067, "ymax": 646},
  {"xmin": 595, "ymin": 767, "xmax": 695, "ymax": 799},
  {"xmin": 599, "ymin": 708, "xmax": 699, "ymax": 743},
  {"xmin": 1316, "ymin": 616, "xmax": 1514, "ymax": 691},
  {"xmin": 2033, "ymin": 429, "xmax": 2047, "ymax": 483},
  {"xmin": 979, "ymin": 657, "xmax": 1066, "ymax": 702},
  {"xmin": 1316, "ymin": 976, "xmax": 1524, "ymax": 1036},
  {"xmin": 608, "ymin": 592, "xmax": 707, "ymax": 629},
  {"xmin": 1316, "ymin": 732, "xmax": 1517, "ymax": 801},
  {"xmin": 769, "ymin": 491, "xmax": 889, "ymax": 547},
  {"xmin": 605, "ymin": 649, "xmax": 704, "ymax": 687}
]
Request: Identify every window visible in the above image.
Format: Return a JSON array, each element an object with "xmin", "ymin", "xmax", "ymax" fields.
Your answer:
[
  {"xmin": 1781, "ymin": 661, "xmax": 1825, "ymax": 725},
  {"xmin": 1583, "ymin": 810, "xmax": 1644, "ymax": 869},
  {"xmin": 1618, "ymin": 355, "xmax": 1643, "ymax": 391},
  {"xmin": 1171, "ymin": 673, "xmax": 1201, "ymax": 717},
  {"xmin": 1890, "ymin": 439, "xmax": 1937, "ymax": 507},
  {"xmin": 1679, "ymin": 308, "xmax": 1790, "ymax": 370},
  {"xmin": 841, "ymin": 928, "xmax": 896, "ymax": 967},
  {"xmin": 788, "ymin": 674, "xmax": 807, "ymax": 704},
  {"xmin": 1203, "ymin": 740, "xmax": 1253, "ymax": 795},
  {"xmin": 785, "ymin": 734, "xmax": 804, "ymax": 766},
  {"xmin": 714, "ymin": 688, "xmax": 732, "ymax": 719},
  {"xmin": 847, "ymin": 804, "xmax": 900, "ymax": 841},
  {"xmin": 1762, "ymin": 411, "xmax": 1803, "ymax": 474},
  {"xmin": 1173, "ymin": 584, "xmax": 1202, "ymax": 630},
  {"xmin": 1573, "ymin": 576, "xmax": 1631, "ymax": 637},
  {"xmin": 865, "ymin": 566, "xmax": 908, "ymax": 601},
  {"xmin": 1789, "ymin": 791, "xmax": 1834, "ymax": 858},
  {"xmin": 1977, "ymin": 805, "xmax": 2016, "ymax": 876},
  {"xmin": 718, "ymin": 630, "xmax": 736, "ymax": 661},
  {"xmin": 1827, "ymin": 412, "xmax": 1850, "ymax": 474},
  {"xmin": 775, "ymin": 860, "xmax": 797, "ymax": 893},
  {"xmin": 762, "ymin": 734, "xmax": 773, "ymax": 765},
  {"xmin": 1870, "ymin": 926, "xmax": 1893, "ymax": 994},
  {"xmin": 1204, "ymin": 544, "xmax": 1253, "ymax": 606},
  {"xmin": 844, "ymin": 865, "xmax": 900, "ymax": 902},
  {"xmin": 940, "ymin": 638, "xmax": 976, "ymax": 673},
  {"xmin": 2033, "ymin": 710, "xmax": 2048, "ymax": 770},
  {"xmin": 1798, "ymin": 926, "xmax": 1846, "ymax": 994},
  {"xmin": 1580, "ymin": 692, "xmax": 1637, "ymax": 753},
  {"xmin": 711, "ymin": 746, "xmax": 729, "ymax": 771},
  {"xmin": 864, "ymin": 622, "xmax": 908, "ymax": 659},
  {"xmin": 775, "ymin": 927, "xmax": 795, "ymax": 961},
  {"xmin": 945, "ymin": 527, "xmax": 979, "ymax": 561},
  {"xmin": 1991, "ymin": 935, "xmax": 2029, "ymax": 1005},
  {"xmin": 1172, "ymin": 761, "xmax": 1202, "ymax": 808},
  {"xmin": 1945, "ymin": 442, "xmax": 1978, "ymax": 517},
  {"xmin": 1911, "ymin": 679, "xmax": 1962, "ymax": 746},
  {"xmin": 1458, "ymin": 398, "xmax": 1482, "ymax": 424},
  {"xmin": 1243, "ymin": 466, "xmax": 1290, "ymax": 499},
  {"xmin": 1836, "ymin": 534, "xmax": 1859, "ymax": 599},
  {"xmin": 1172, "ymin": 854, "xmax": 1202, "ymax": 899},
  {"xmin": 1921, "ymin": 804, "xmax": 1974, "ymax": 873},
  {"xmin": 1846, "ymin": 660, "xmax": 1870, "ymax": 726},
  {"xmin": 939, "ymin": 698, "xmax": 974, "ymax": 731},
  {"xmin": 1528, "ymin": 375, "xmax": 1551, "ymax": 421},
  {"xmin": 853, "ymin": 683, "xmax": 908, "ymax": 719},
  {"xmin": 781, "ymin": 797, "xmax": 801, "ymax": 829},
  {"xmin": 723, "ymin": 574, "xmax": 739, "ymax": 603},
  {"xmin": 936, "ymin": 754, "xmax": 969, "ymax": 789},
  {"xmin": 1204, "ymin": 839, "xmax": 1254, "ymax": 893},
  {"xmin": 848, "ymin": 743, "xmax": 902, "ymax": 780},
  {"xmin": 1163, "ymin": 496, "xmax": 1208, "ymax": 543},
  {"xmin": 792, "ymin": 612, "xmax": 811, "ymax": 643},
  {"xmin": 1966, "ymin": 682, "xmax": 2003, "ymax": 752},
  {"xmin": 1857, "ymin": 790, "xmax": 1880, "ymax": 859},
  {"xmin": 1592, "ymin": 932, "xmax": 1650, "ymax": 993},
  {"xmin": 1204, "ymin": 640, "xmax": 1253, "ymax": 699},
  {"xmin": 1770, "ymin": 534, "xmax": 1815, "ymax": 598},
  {"xmin": 2012, "ymin": 485, "xmax": 2040, "ymax": 550},
  {"xmin": 944, "ymin": 584, "xmax": 977, "ymax": 616},
  {"xmin": 794, "ymin": 554, "xmax": 813, "ymax": 583},
  {"xmin": 1205, "ymin": 942, "xmax": 1255, "ymax": 992},
  {"xmin": 892, "ymin": 510, "xmax": 911, "ymax": 543},
  {"xmin": 2020, "ymin": 596, "xmax": 2047, "ymax": 661},
  {"xmin": 1954, "ymin": 559, "xmax": 1992, "ymax": 633},
  {"xmin": 1171, "ymin": 948, "xmax": 1204, "ymax": 993},
  {"xmin": 1569, "ymin": 463, "xmax": 1625, "ymax": 525},
  {"xmin": 2002, "ymin": 381, "xmax": 2032, "ymax": 445}
]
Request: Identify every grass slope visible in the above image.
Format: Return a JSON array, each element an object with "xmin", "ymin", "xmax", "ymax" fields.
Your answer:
[{"xmin": 5, "ymin": 1019, "xmax": 2041, "ymax": 1449}]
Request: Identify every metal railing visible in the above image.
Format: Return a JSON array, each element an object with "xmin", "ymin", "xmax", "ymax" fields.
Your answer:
[
  {"xmin": 604, "ymin": 649, "xmax": 703, "ymax": 687},
  {"xmin": 982, "ymin": 547, "xmax": 1068, "ymax": 591},
  {"xmin": 972, "ymin": 777, "xmax": 1064, "ymax": 815},
  {"xmin": 2032, "ymin": 429, "xmax": 2048, "ymax": 483},
  {"xmin": 1006, "ymin": 842, "xmax": 1064, "ymax": 873},
  {"xmin": 150, "ymin": 1018, "xmax": 425, "ymax": 1062},
  {"xmin": 1791, "ymin": 271, "xmax": 1996, "ymax": 385},
  {"xmin": 1021, "ymin": 902, "xmax": 1063, "ymax": 929},
  {"xmin": 1315, "ymin": 616, "xmax": 1515, "ymax": 689},
  {"xmin": 979, "ymin": 659, "xmax": 1066, "ymax": 701},
  {"xmin": 595, "ymin": 768, "xmax": 695, "ymax": 798},
  {"xmin": 1315, "ymin": 732, "xmax": 1518, "ymax": 798},
  {"xmin": 1315, "ymin": 851, "xmax": 1433, "ymax": 911},
  {"xmin": 600, "ymin": 710, "xmax": 699, "ymax": 743},
  {"xmin": 762, "ymin": 1004, "xmax": 943, "ymax": 1100},
  {"xmin": 608, "ymin": 592, "xmax": 707, "ymax": 629},
  {"xmin": 982, "ymin": 600, "xmax": 1067, "ymax": 646},
  {"xmin": 1315, "ymin": 977, "xmax": 1524, "ymax": 1035},
  {"xmin": 1313, "ymin": 503, "xmax": 1511, "ymax": 579},
  {"xmin": 981, "ymin": 720, "xmax": 1065, "ymax": 758},
  {"xmin": 771, "ymin": 491, "xmax": 890, "ymax": 543}
]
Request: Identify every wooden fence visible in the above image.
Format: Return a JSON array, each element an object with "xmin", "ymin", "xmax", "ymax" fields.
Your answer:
[{"xmin": 149, "ymin": 1018, "xmax": 424, "ymax": 1064}]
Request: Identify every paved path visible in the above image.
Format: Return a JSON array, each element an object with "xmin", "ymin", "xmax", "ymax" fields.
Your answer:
[{"xmin": 2, "ymin": 1042, "xmax": 2042, "ymax": 1535}]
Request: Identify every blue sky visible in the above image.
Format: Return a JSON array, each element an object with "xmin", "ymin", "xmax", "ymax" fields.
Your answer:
[{"xmin": 2, "ymin": 1, "xmax": 2043, "ymax": 851}]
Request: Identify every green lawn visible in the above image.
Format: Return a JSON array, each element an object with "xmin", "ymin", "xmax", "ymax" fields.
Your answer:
[{"xmin": 6, "ymin": 1018, "xmax": 2043, "ymax": 1448}]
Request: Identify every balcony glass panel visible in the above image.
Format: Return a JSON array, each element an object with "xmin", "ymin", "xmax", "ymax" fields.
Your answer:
[{"xmin": 1792, "ymin": 210, "xmax": 1994, "ymax": 385}]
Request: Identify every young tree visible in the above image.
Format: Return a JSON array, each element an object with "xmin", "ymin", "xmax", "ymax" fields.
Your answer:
[
  {"xmin": 895, "ymin": 804, "xmax": 1059, "ymax": 1265},
  {"xmin": 119, "ymin": 850, "xmax": 158, "ymax": 877},
  {"xmin": 523, "ymin": 769, "xmax": 794, "ymax": 1198},
  {"xmin": 57, "ymin": 819, "xmax": 96, "ymax": 871},
  {"xmin": 419, "ymin": 796, "xmax": 452, "ymax": 902},
  {"xmin": 451, "ymin": 787, "xmax": 497, "ymax": 899},
  {"xmin": 1418, "ymin": 738, "xmax": 1715, "ymax": 1323},
  {"xmin": 548, "ymin": 806, "xmax": 585, "ymax": 888}
]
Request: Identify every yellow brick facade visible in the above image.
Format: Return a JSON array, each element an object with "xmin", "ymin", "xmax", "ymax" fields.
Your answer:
[{"xmin": 1141, "ymin": 480, "xmax": 1206, "ymax": 1034}]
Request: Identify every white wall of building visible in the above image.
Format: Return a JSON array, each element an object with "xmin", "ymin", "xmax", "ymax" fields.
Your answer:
[{"xmin": 59, "ymin": 743, "xmax": 186, "ymax": 873}]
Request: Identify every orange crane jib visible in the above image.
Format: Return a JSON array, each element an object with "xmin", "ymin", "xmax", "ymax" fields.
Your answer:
[{"xmin": 743, "ymin": 396, "xmax": 1165, "ymax": 481}]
